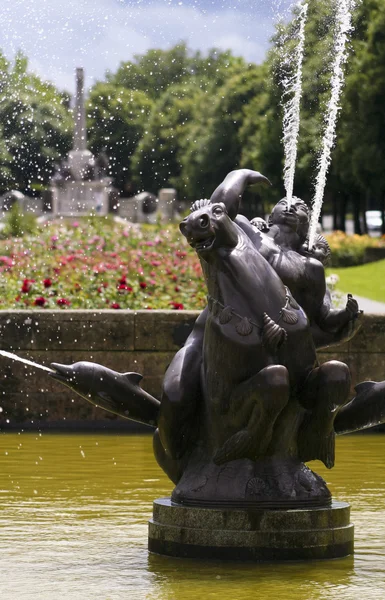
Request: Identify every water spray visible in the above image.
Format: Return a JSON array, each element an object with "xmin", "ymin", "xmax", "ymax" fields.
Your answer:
[
  {"xmin": 281, "ymin": 1, "xmax": 308, "ymax": 207},
  {"xmin": 0, "ymin": 350, "xmax": 54, "ymax": 373},
  {"xmin": 308, "ymin": 0, "xmax": 356, "ymax": 249}
]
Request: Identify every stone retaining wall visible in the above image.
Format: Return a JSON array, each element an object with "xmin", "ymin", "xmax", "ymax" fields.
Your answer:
[{"xmin": 0, "ymin": 310, "xmax": 383, "ymax": 431}]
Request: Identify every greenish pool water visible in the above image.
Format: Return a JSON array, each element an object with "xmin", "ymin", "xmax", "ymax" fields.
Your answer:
[{"xmin": 1, "ymin": 433, "xmax": 385, "ymax": 600}]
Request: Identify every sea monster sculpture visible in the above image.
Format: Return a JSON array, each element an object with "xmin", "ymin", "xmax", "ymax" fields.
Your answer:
[{"xmin": 49, "ymin": 169, "xmax": 385, "ymax": 509}]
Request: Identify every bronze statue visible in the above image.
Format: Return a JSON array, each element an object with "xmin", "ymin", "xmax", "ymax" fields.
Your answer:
[{"xmin": 49, "ymin": 168, "xmax": 384, "ymax": 511}]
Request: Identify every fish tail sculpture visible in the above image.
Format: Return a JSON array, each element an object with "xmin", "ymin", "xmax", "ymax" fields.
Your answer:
[{"xmin": 335, "ymin": 380, "xmax": 385, "ymax": 435}]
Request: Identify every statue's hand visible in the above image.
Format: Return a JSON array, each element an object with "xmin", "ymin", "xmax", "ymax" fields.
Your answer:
[
  {"xmin": 345, "ymin": 294, "xmax": 359, "ymax": 317},
  {"xmin": 250, "ymin": 217, "xmax": 269, "ymax": 232},
  {"xmin": 341, "ymin": 303, "xmax": 363, "ymax": 341}
]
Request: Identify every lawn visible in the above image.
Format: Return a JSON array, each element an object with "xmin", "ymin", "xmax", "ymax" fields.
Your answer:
[{"xmin": 326, "ymin": 259, "xmax": 385, "ymax": 303}]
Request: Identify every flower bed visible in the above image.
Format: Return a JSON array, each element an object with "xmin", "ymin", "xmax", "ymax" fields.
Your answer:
[
  {"xmin": 0, "ymin": 218, "xmax": 207, "ymax": 310},
  {"xmin": 326, "ymin": 231, "xmax": 385, "ymax": 267},
  {"xmin": 2, "ymin": 220, "xmax": 384, "ymax": 310}
]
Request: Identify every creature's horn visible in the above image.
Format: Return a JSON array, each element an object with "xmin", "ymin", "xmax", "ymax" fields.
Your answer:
[{"xmin": 209, "ymin": 169, "xmax": 271, "ymax": 220}]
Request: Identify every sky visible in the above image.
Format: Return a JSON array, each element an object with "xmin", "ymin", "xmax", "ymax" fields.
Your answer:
[{"xmin": 0, "ymin": 0, "xmax": 294, "ymax": 93}]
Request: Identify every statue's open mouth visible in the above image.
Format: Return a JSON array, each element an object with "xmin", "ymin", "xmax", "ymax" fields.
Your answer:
[
  {"xmin": 282, "ymin": 211, "xmax": 298, "ymax": 223},
  {"xmin": 191, "ymin": 236, "xmax": 215, "ymax": 252}
]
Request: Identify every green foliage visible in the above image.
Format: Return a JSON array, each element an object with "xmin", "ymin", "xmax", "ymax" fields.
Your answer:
[
  {"xmin": 108, "ymin": 43, "xmax": 245, "ymax": 100},
  {"xmin": 179, "ymin": 64, "xmax": 266, "ymax": 200},
  {"xmin": 335, "ymin": 0, "xmax": 385, "ymax": 196},
  {"xmin": 0, "ymin": 51, "xmax": 72, "ymax": 195},
  {"xmin": 87, "ymin": 84, "xmax": 153, "ymax": 192},
  {"xmin": 1, "ymin": 203, "xmax": 37, "ymax": 238},
  {"xmin": 1, "ymin": 0, "xmax": 385, "ymax": 226},
  {"xmin": 131, "ymin": 81, "xmax": 204, "ymax": 195}
]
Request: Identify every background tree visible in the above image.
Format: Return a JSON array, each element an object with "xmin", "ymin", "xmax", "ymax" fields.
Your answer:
[
  {"xmin": 179, "ymin": 64, "xmax": 266, "ymax": 203},
  {"xmin": 0, "ymin": 52, "xmax": 72, "ymax": 195},
  {"xmin": 87, "ymin": 84, "xmax": 153, "ymax": 193},
  {"xmin": 131, "ymin": 81, "xmax": 204, "ymax": 195}
]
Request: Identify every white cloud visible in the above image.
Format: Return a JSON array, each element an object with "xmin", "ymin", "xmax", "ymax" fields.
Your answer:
[{"xmin": 0, "ymin": 0, "xmax": 294, "ymax": 93}]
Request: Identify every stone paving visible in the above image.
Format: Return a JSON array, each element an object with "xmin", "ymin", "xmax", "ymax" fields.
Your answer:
[{"xmin": 354, "ymin": 295, "xmax": 385, "ymax": 315}]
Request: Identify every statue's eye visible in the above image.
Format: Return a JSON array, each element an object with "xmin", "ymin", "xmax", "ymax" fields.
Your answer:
[{"xmin": 213, "ymin": 206, "xmax": 223, "ymax": 215}]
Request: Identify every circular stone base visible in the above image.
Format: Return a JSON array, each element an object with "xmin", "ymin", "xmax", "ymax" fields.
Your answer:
[{"xmin": 148, "ymin": 498, "xmax": 354, "ymax": 561}]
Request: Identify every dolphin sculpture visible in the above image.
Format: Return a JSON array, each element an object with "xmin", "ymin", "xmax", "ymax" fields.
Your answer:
[
  {"xmin": 50, "ymin": 361, "xmax": 159, "ymax": 427},
  {"xmin": 335, "ymin": 380, "xmax": 385, "ymax": 435}
]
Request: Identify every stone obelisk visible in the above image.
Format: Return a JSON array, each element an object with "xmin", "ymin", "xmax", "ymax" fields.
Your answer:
[
  {"xmin": 50, "ymin": 68, "xmax": 111, "ymax": 217},
  {"xmin": 68, "ymin": 67, "xmax": 94, "ymax": 181}
]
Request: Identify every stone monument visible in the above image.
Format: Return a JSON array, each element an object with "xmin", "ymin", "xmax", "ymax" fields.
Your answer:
[
  {"xmin": 49, "ymin": 169, "xmax": 385, "ymax": 561},
  {"xmin": 50, "ymin": 68, "xmax": 112, "ymax": 217}
]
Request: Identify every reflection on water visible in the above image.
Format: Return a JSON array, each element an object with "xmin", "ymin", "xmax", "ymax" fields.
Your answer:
[{"xmin": 0, "ymin": 433, "xmax": 385, "ymax": 600}]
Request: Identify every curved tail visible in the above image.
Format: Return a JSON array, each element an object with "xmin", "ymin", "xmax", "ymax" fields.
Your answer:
[{"xmin": 210, "ymin": 169, "xmax": 271, "ymax": 220}]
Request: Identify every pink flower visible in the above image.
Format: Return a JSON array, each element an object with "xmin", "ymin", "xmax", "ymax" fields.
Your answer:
[
  {"xmin": 57, "ymin": 298, "xmax": 71, "ymax": 306},
  {"xmin": 0, "ymin": 256, "xmax": 14, "ymax": 268},
  {"xmin": 34, "ymin": 296, "xmax": 46, "ymax": 307}
]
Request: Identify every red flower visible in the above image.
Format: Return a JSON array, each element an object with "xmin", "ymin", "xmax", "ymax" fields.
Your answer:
[
  {"xmin": 174, "ymin": 286, "xmax": 180, "ymax": 292},
  {"xmin": 139, "ymin": 282, "xmax": 147, "ymax": 289},
  {"xmin": 119, "ymin": 275, "xmax": 127, "ymax": 285},
  {"xmin": 34, "ymin": 297, "xmax": 46, "ymax": 307},
  {"xmin": 43, "ymin": 278, "xmax": 52, "ymax": 288},
  {"xmin": 170, "ymin": 302, "xmax": 184, "ymax": 310},
  {"xmin": 21, "ymin": 278, "xmax": 34, "ymax": 293},
  {"xmin": 111, "ymin": 302, "xmax": 121, "ymax": 309},
  {"xmin": 117, "ymin": 284, "xmax": 133, "ymax": 293},
  {"xmin": 171, "ymin": 275, "xmax": 178, "ymax": 282},
  {"xmin": 57, "ymin": 298, "xmax": 71, "ymax": 306}
]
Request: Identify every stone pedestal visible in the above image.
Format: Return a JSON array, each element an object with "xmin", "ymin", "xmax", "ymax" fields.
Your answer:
[
  {"xmin": 148, "ymin": 498, "xmax": 354, "ymax": 561},
  {"xmin": 51, "ymin": 180, "xmax": 111, "ymax": 217},
  {"xmin": 158, "ymin": 188, "xmax": 177, "ymax": 220}
]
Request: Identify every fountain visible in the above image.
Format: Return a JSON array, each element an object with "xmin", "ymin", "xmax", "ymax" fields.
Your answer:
[
  {"xmin": 45, "ymin": 167, "xmax": 385, "ymax": 561},
  {"xmin": 307, "ymin": 0, "xmax": 356, "ymax": 248},
  {"xmin": 281, "ymin": 1, "xmax": 308, "ymax": 207},
  {"xmin": 0, "ymin": 0, "xmax": 379, "ymax": 570}
]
